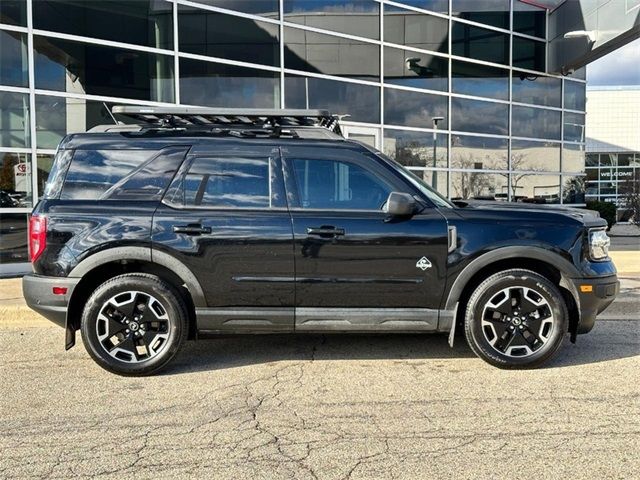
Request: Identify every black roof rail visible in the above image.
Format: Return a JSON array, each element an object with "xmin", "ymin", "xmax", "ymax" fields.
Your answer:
[{"xmin": 110, "ymin": 106, "xmax": 343, "ymax": 136}]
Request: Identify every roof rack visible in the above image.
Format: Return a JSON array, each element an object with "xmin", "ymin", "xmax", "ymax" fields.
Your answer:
[{"xmin": 110, "ymin": 106, "xmax": 343, "ymax": 136}]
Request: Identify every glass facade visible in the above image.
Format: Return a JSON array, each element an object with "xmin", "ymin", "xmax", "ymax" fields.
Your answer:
[
  {"xmin": 0, "ymin": 0, "xmax": 587, "ymax": 268},
  {"xmin": 585, "ymin": 152, "xmax": 640, "ymax": 217}
]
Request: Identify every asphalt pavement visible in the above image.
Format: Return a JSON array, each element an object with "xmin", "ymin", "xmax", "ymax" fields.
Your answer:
[{"xmin": 1, "ymin": 277, "xmax": 638, "ymax": 479}]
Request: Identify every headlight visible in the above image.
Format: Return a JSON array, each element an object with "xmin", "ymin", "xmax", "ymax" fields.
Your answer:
[{"xmin": 589, "ymin": 228, "xmax": 610, "ymax": 260}]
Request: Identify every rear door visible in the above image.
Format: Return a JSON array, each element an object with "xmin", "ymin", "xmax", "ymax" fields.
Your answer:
[{"xmin": 152, "ymin": 141, "xmax": 295, "ymax": 333}]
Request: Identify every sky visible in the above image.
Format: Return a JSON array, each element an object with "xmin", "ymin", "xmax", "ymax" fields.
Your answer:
[{"xmin": 587, "ymin": 37, "xmax": 640, "ymax": 87}]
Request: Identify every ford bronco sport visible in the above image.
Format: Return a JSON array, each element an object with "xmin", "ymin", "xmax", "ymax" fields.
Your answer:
[{"xmin": 23, "ymin": 107, "xmax": 619, "ymax": 375}]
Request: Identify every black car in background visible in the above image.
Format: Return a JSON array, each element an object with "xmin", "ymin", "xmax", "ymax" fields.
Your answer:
[{"xmin": 23, "ymin": 107, "xmax": 619, "ymax": 375}]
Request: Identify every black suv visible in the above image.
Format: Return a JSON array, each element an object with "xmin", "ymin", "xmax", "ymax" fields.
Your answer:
[{"xmin": 23, "ymin": 107, "xmax": 619, "ymax": 376}]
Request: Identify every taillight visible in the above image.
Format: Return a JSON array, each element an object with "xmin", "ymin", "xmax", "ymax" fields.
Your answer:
[{"xmin": 28, "ymin": 215, "xmax": 47, "ymax": 263}]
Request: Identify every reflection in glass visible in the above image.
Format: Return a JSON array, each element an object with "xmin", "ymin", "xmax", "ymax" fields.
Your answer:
[
  {"xmin": 384, "ymin": 6, "xmax": 448, "ymax": 54},
  {"xmin": 512, "ymin": 73, "xmax": 561, "ymax": 107},
  {"xmin": 451, "ymin": 0, "xmax": 509, "ymax": 30},
  {"xmin": 0, "ymin": 91, "xmax": 29, "ymax": 148},
  {"xmin": 563, "ymin": 112, "xmax": 585, "ymax": 142},
  {"xmin": 451, "ymin": 134, "xmax": 507, "ymax": 170},
  {"xmin": 0, "ymin": 214, "xmax": 28, "ymax": 264},
  {"xmin": 33, "ymin": 36, "xmax": 174, "ymax": 102},
  {"xmin": 36, "ymin": 154, "xmax": 54, "ymax": 199},
  {"xmin": 285, "ymin": 75, "xmax": 379, "ymax": 123},
  {"xmin": 511, "ymin": 139, "xmax": 560, "ymax": 172},
  {"xmin": 451, "ymin": 97, "xmax": 508, "ymax": 136},
  {"xmin": 452, "ymin": 22, "xmax": 509, "ymax": 65},
  {"xmin": 284, "ymin": 27, "xmax": 378, "ymax": 80},
  {"xmin": 186, "ymin": 0, "xmax": 279, "ymax": 18},
  {"xmin": 452, "ymin": 60, "xmax": 508, "ymax": 100},
  {"xmin": 384, "ymin": 47, "xmax": 447, "ymax": 92},
  {"xmin": 179, "ymin": 6, "xmax": 279, "ymax": 66},
  {"xmin": 384, "ymin": 88, "xmax": 447, "ymax": 129},
  {"xmin": 33, "ymin": 0, "xmax": 173, "ymax": 49},
  {"xmin": 0, "ymin": 30, "xmax": 28, "ymax": 87},
  {"xmin": 451, "ymin": 172, "xmax": 508, "ymax": 200},
  {"xmin": 513, "ymin": 2, "xmax": 546, "ymax": 38},
  {"xmin": 513, "ymin": 37, "xmax": 545, "ymax": 71},
  {"xmin": 406, "ymin": 169, "xmax": 448, "ymax": 198},
  {"xmin": 585, "ymin": 153, "xmax": 598, "ymax": 167},
  {"xmin": 563, "ymin": 175, "xmax": 586, "ymax": 204},
  {"xmin": 512, "ymin": 106, "xmax": 560, "ymax": 140},
  {"xmin": 512, "ymin": 174, "xmax": 560, "ymax": 203},
  {"xmin": 180, "ymin": 58, "xmax": 279, "ymax": 108},
  {"xmin": 389, "ymin": 0, "xmax": 449, "ymax": 14},
  {"xmin": 564, "ymin": 80, "xmax": 585, "ymax": 111},
  {"xmin": 284, "ymin": 0, "xmax": 379, "ymax": 40},
  {"xmin": 0, "ymin": 152, "xmax": 31, "ymax": 207},
  {"xmin": 383, "ymin": 129, "xmax": 448, "ymax": 168},
  {"xmin": 0, "ymin": 0, "xmax": 26, "ymax": 26},
  {"xmin": 563, "ymin": 143, "xmax": 585, "ymax": 173}
]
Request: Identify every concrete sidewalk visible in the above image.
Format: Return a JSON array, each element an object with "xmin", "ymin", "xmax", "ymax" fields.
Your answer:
[{"xmin": 1, "ymin": 251, "xmax": 637, "ymax": 329}]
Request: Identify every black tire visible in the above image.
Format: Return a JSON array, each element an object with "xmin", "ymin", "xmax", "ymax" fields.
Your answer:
[
  {"xmin": 80, "ymin": 273, "xmax": 188, "ymax": 376},
  {"xmin": 464, "ymin": 269, "xmax": 568, "ymax": 369}
]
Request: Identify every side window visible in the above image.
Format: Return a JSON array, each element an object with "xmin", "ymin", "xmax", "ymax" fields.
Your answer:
[
  {"xmin": 182, "ymin": 156, "xmax": 271, "ymax": 208},
  {"xmin": 292, "ymin": 158, "xmax": 392, "ymax": 210}
]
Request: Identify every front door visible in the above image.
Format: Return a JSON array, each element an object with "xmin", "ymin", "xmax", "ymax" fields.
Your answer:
[
  {"xmin": 152, "ymin": 142, "xmax": 295, "ymax": 333},
  {"xmin": 281, "ymin": 143, "xmax": 449, "ymax": 332}
]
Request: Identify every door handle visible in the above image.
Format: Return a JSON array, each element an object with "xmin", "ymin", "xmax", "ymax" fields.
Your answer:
[
  {"xmin": 173, "ymin": 224, "xmax": 212, "ymax": 235},
  {"xmin": 306, "ymin": 226, "xmax": 345, "ymax": 237}
]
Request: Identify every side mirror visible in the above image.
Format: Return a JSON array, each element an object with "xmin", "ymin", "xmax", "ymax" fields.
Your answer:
[{"xmin": 384, "ymin": 192, "xmax": 416, "ymax": 217}]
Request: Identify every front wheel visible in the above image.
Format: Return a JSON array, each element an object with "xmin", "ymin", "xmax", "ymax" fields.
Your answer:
[
  {"xmin": 464, "ymin": 269, "xmax": 568, "ymax": 369},
  {"xmin": 80, "ymin": 273, "xmax": 187, "ymax": 376}
]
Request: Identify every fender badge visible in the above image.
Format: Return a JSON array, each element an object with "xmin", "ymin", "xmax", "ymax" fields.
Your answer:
[{"xmin": 416, "ymin": 256, "xmax": 432, "ymax": 271}]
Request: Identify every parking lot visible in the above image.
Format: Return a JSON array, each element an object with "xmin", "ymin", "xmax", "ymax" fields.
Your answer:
[{"xmin": 1, "ymin": 276, "xmax": 638, "ymax": 479}]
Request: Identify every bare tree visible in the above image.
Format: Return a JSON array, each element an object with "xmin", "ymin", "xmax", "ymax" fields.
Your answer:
[{"xmin": 619, "ymin": 170, "xmax": 640, "ymax": 225}]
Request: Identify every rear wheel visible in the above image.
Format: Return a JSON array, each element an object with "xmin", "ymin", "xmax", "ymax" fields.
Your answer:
[
  {"xmin": 80, "ymin": 273, "xmax": 187, "ymax": 376},
  {"xmin": 464, "ymin": 269, "xmax": 567, "ymax": 369}
]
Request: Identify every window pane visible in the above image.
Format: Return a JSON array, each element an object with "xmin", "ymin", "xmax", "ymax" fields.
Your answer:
[
  {"xmin": 384, "ymin": 5, "xmax": 448, "ymax": 54},
  {"xmin": 293, "ymin": 158, "xmax": 392, "ymax": 210},
  {"xmin": 33, "ymin": 0, "xmax": 173, "ymax": 49},
  {"xmin": 513, "ymin": 3, "xmax": 546, "ymax": 38},
  {"xmin": 563, "ymin": 175, "xmax": 586, "ymax": 204},
  {"xmin": 284, "ymin": 0, "xmax": 379, "ymax": 40},
  {"xmin": 384, "ymin": 47, "xmax": 447, "ymax": 92},
  {"xmin": 186, "ymin": 0, "xmax": 279, "ymax": 18},
  {"xmin": 512, "ymin": 174, "xmax": 560, "ymax": 203},
  {"xmin": 513, "ymin": 37, "xmax": 545, "ymax": 71},
  {"xmin": 451, "ymin": 172, "xmax": 508, "ymax": 200},
  {"xmin": 452, "ymin": 0, "xmax": 509, "ymax": 30},
  {"xmin": 0, "ymin": 0, "xmax": 26, "ymax": 26},
  {"xmin": 563, "ymin": 112, "xmax": 585, "ymax": 142},
  {"xmin": 413, "ymin": 169, "xmax": 448, "ymax": 197},
  {"xmin": 564, "ymin": 80, "xmax": 586, "ymax": 111},
  {"xmin": 451, "ymin": 134, "xmax": 508, "ymax": 170},
  {"xmin": 511, "ymin": 139, "xmax": 560, "ymax": 172},
  {"xmin": 452, "ymin": 22, "xmax": 509, "ymax": 65},
  {"xmin": 389, "ymin": 1, "xmax": 448, "ymax": 13},
  {"xmin": 512, "ymin": 106, "xmax": 560, "ymax": 140},
  {"xmin": 383, "ymin": 129, "xmax": 447, "ymax": 168},
  {"xmin": 452, "ymin": 60, "xmax": 508, "ymax": 100},
  {"xmin": 180, "ymin": 59, "xmax": 279, "ymax": 108},
  {"xmin": 512, "ymin": 73, "xmax": 561, "ymax": 107},
  {"xmin": 451, "ymin": 97, "xmax": 508, "ymax": 136},
  {"xmin": 179, "ymin": 6, "xmax": 279, "ymax": 66},
  {"xmin": 36, "ymin": 153, "xmax": 54, "ymax": 200},
  {"xmin": 585, "ymin": 153, "xmax": 598, "ymax": 167},
  {"xmin": 182, "ymin": 156, "xmax": 270, "ymax": 208},
  {"xmin": 285, "ymin": 75, "xmax": 379, "ymax": 123},
  {"xmin": 0, "ymin": 214, "xmax": 28, "ymax": 264},
  {"xmin": 0, "ymin": 91, "xmax": 29, "ymax": 148},
  {"xmin": 284, "ymin": 26, "xmax": 378, "ymax": 80},
  {"xmin": 1, "ymin": 151, "xmax": 31, "ymax": 207},
  {"xmin": 0, "ymin": 30, "xmax": 27, "ymax": 87},
  {"xmin": 563, "ymin": 143, "xmax": 584, "ymax": 173},
  {"xmin": 33, "ymin": 37, "xmax": 174, "ymax": 102},
  {"xmin": 61, "ymin": 150, "xmax": 158, "ymax": 200},
  {"xmin": 384, "ymin": 88, "xmax": 447, "ymax": 128}
]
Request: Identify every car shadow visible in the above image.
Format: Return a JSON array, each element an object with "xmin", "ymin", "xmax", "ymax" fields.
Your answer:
[{"xmin": 163, "ymin": 318, "xmax": 639, "ymax": 375}]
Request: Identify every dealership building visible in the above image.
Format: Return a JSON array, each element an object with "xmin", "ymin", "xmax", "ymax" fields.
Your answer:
[{"xmin": 0, "ymin": 0, "xmax": 638, "ymax": 273}]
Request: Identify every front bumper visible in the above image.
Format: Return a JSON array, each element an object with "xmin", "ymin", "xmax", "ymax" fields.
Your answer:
[
  {"xmin": 22, "ymin": 274, "xmax": 79, "ymax": 329},
  {"xmin": 571, "ymin": 275, "xmax": 619, "ymax": 334}
]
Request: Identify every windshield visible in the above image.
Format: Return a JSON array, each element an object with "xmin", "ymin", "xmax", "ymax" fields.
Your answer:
[{"xmin": 374, "ymin": 151, "xmax": 453, "ymax": 208}]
